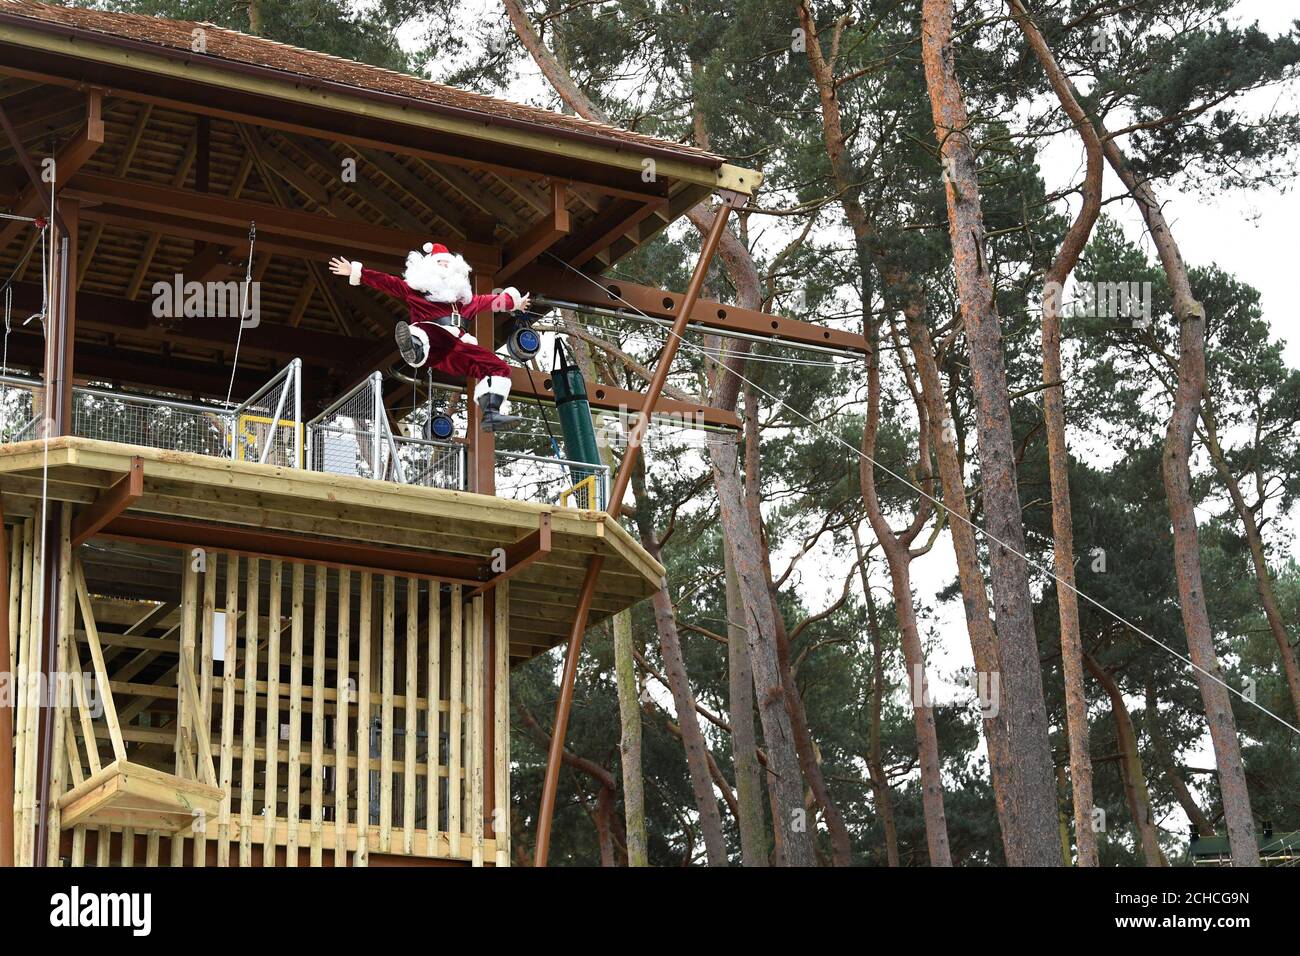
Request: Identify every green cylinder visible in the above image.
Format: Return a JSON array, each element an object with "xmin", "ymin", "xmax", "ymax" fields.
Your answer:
[{"xmin": 552, "ymin": 343, "xmax": 603, "ymax": 496}]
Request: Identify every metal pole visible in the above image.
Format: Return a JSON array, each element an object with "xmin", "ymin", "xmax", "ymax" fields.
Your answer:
[
  {"xmin": 292, "ymin": 358, "xmax": 301, "ymax": 468},
  {"xmin": 371, "ymin": 372, "xmax": 383, "ymax": 480},
  {"xmin": 533, "ymin": 195, "xmax": 738, "ymax": 866}
]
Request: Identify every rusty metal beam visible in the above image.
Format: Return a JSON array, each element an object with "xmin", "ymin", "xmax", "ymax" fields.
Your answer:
[
  {"xmin": 71, "ymin": 455, "xmax": 143, "ymax": 547},
  {"xmin": 533, "ymin": 196, "xmax": 739, "ymax": 867},
  {"xmin": 516, "ymin": 263, "xmax": 869, "ymax": 356}
]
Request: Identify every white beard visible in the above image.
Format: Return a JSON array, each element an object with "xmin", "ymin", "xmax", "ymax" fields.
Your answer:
[{"xmin": 404, "ymin": 251, "xmax": 473, "ymax": 305}]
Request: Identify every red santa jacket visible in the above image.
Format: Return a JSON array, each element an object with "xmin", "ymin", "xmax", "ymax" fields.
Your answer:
[{"xmin": 348, "ymin": 264, "xmax": 522, "ymax": 348}]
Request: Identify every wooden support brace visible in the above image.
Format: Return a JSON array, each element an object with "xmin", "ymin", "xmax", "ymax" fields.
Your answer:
[
  {"xmin": 498, "ymin": 182, "xmax": 569, "ymax": 283},
  {"xmin": 71, "ymin": 456, "xmax": 143, "ymax": 547},
  {"xmin": 465, "ymin": 513, "xmax": 551, "ymax": 599}
]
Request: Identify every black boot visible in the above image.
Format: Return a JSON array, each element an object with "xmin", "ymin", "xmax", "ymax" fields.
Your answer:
[
  {"xmin": 479, "ymin": 393, "xmax": 521, "ymax": 432},
  {"xmin": 394, "ymin": 321, "xmax": 428, "ymax": 368}
]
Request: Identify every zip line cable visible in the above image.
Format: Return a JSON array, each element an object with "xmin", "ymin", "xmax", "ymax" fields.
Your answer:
[{"xmin": 544, "ymin": 251, "xmax": 1300, "ymax": 739}]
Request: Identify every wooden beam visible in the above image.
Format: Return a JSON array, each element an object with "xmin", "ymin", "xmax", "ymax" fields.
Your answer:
[
  {"xmin": 497, "ymin": 182, "xmax": 569, "ymax": 284},
  {"xmin": 72, "ymin": 456, "xmax": 143, "ymax": 547},
  {"xmin": 0, "ymin": 88, "xmax": 103, "ymax": 244},
  {"xmin": 97, "ymin": 515, "xmax": 496, "ymax": 585},
  {"xmin": 58, "ymin": 171, "xmax": 500, "ymax": 270},
  {"xmin": 466, "ymin": 514, "xmax": 551, "ymax": 599},
  {"xmin": 554, "ymin": 197, "xmax": 665, "ymax": 271}
]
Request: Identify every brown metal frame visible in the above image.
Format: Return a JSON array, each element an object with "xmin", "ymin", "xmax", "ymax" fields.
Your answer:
[
  {"xmin": 71, "ymin": 456, "xmax": 143, "ymax": 547},
  {"xmin": 532, "ymin": 195, "xmax": 740, "ymax": 866}
]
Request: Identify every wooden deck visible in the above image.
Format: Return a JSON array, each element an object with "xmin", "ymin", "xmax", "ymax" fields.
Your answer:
[{"xmin": 0, "ymin": 436, "xmax": 663, "ymax": 660}]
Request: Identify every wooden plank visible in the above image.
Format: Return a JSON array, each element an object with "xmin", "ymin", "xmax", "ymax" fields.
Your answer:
[
  {"xmin": 494, "ymin": 580, "xmax": 510, "ymax": 867},
  {"xmin": 334, "ymin": 567, "xmax": 350, "ymax": 866},
  {"xmin": 74, "ymin": 559, "xmax": 127, "ymax": 763},
  {"xmin": 65, "ymin": 628, "xmax": 102, "ymax": 776},
  {"xmin": 426, "ymin": 581, "xmax": 441, "ymax": 842},
  {"xmin": 261, "ymin": 560, "xmax": 282, "ymax": 866},
  {"xmin": 354, "ymin": 572, "xmax": 372, "ymax": 867},
  {"xmin": 285, "ymin": 562, "xmax": 305, "ymax": 866},
  {"xmin": 448, "ymin": 584, "xmax": 462, "ymax": 857},
  {"xmin": 239, "ymin": 557, "xmax": 260, "ymax": 866},
  {"xmin": 176, "ymin": 558, "xmax": 199, "ymax": 864},
  {"xmin": 471, "ymin": 595, "xmax": 484, "ymax": 866},
  {"xmin": 197, "ymin": 559, "xmax": 215, "ymax": 864},
  {"xmin": 12, "ymin": 521, "xmax": 29, "ymax": 866},
  {"xmin": 378, "ymin": 575, "xmax": 394, "ymax": 852},
  {"xmin": 309, "ymin": 565, "xmax": 327, "ymax": 866},
  {"xmin": 403, "ymin": 577, "xmax": 417, "ymax": 855},
  {"xmin": 45, "ymin": 510, "xmax": 73, "ymax": 865},
  {"xmin": 216, "ymin": 553, "xmax": 239, "ymax": 866}
]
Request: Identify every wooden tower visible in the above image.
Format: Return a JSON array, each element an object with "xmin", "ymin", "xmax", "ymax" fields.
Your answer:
[{"xmin": 0, "ymin": 2, "xmax": 858, "ymax": 866}]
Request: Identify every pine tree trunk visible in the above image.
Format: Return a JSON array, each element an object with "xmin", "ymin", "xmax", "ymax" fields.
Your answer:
[
  {"xmin": 1085, "ymin": 656, "xmax": 1163, "ymax": 866},
  {"xmin": 1087, "ymin": 121, "xmax": 1260, "ymax": 867},
  {"xmin": 1144, "ymin": 687, "xmax": 1215, "ymax": 837},
  {"xmin": 858, "ymin": 316, "xmax": 952, "ymax": 866},
  {"xmin": 725, "ymin": 547, "xmax": 770, "ymax": 866},
  {"xmin": 920, "ymin": 0, "xmax": 1062, "ymax": 865},
  {"xmin": 1008, "ymin": 0, "xmax": 1102, "ymax": 867},
  {"xmin": 708, "ymin": 439, "xmax": 816, "ymax": 866},
  {"xmin": 611, "ymin": 609, "xmax": 648, "ymax": 866},
  {"xmin": 858, "ymin": 550, "xmax": 901, "ymax": 866},
  {"xmin": 631, "ymin": 470, "xmax": 728, "ymax": 865},
  {"xmin": 1200, "ymin": 403, "xmax": 1300, "ymax": 725},
  {"xmin": 734, "ymin": 379, "xmax": 854, "ymax": 865},
  {"xmin": 905, "ymin": 312, "xmax": 1022, "ymax": 854}
]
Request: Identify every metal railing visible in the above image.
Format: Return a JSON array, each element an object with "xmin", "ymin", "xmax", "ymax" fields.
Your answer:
[
  {"xmin": 0, "ymin": 373, "xmax": 45, "ymax": 443},
  {"xmin": 4, "ymin": 364, "xmax": 608, "ymax": 510},
  {"xmin": 494, "ymin": 449, "xmax": 608, "ymax": 511},
  {"xmin": 306, "ymin": 371, "xmax": 464, "ymax": 491},
  {"xmin": 73, "ymin": 386, "xmax": 237, "ymax": 459},
  {"xmin": 2, "ymin": 362, "xmax": 304, "ymax": 467},
  {"xmin": 231, "ymin": 359, "xmax": 303, "ymax": 468}
]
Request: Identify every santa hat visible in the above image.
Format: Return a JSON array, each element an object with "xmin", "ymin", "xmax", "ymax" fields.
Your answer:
[{"xmin": 423, "ymin": 242, "xmax": 450, "ymax": 258}]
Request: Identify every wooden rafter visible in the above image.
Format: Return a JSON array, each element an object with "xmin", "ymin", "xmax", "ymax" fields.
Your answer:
[{"xmin": 498, "ymin": 181, "xmax": 569, "ymax": 283}]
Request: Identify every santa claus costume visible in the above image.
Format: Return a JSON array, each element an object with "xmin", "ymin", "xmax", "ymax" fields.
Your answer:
[{"xmin": 335, "ymin": 243, "xmax": 526, "ymax": 431}]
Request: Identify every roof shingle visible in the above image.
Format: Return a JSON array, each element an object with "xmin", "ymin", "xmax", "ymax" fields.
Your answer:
[{"xmin": 0, "ymin": 0, "xmax": 721, "ymax": 166}]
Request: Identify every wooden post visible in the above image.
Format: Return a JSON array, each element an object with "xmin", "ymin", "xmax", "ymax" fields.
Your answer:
[
  {"xmin": 533, "ymin": 196, "xmax": 738, "ymax": 866},
  {"xmin": 0, "ymin": 503, "xmax": 12, "ymax": 867}
]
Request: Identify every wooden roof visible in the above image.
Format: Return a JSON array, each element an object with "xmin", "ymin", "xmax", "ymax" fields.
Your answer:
[
  {"xmin": 0, "ymin": 437, "xmax": 665, "ymax": 660},
  {"xmin": 0, "ymin": 1, "xmax": 761, "ymax": 409},
  {"xmin": 0, "ymin": 0, "xmax": 723, "ymax": 167}
]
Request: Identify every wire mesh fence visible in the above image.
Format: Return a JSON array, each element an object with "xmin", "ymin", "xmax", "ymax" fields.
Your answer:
[
  {"xmin": 494, "ymin": 450, "xmax": 608, "ymax": 511},
  {"xmin": 232, "ymin": 359, "xmax": 302, "ymax": 467},
  {"xmin": 0, "ymin": 374, "xmax": 44, "ymax": 443},
  {"xmin": 392, "ymin": 435, "xmax": 464, "ymax": 490},
  {"xmin": 72, "ymin": 387, "xmax": 236, "ymax": 458},
  {"xmin": 307, "ymin": 371, "xmax": 403, "ymax": 482}
]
